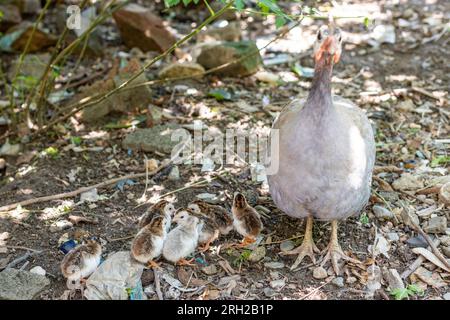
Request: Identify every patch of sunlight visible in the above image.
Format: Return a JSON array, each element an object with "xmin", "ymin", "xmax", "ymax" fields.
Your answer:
[
  {"xmin": 386, "ymin": 74, "xmax": 417, "ymax": 82},
  {"xmin": 39, "ymin": 200, "xmax": 74, "ymax": 221},
  {"xmin": 82, "ymin": 130, "xmax": 109, "ymax": 140},
  {"xmin": 17, "ymin": 164, "xmax": 36, "ymax": 177},
  {"xmin": 8, "ymin": 205, "xmax": 30, "ymax": 221}
]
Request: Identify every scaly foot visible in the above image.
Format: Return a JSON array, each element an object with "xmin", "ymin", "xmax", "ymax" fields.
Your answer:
[
  {"xmin": 177, "ymin": 258, "xmax": 196, "ymax": 266},
  {"xmin": 320, "ymin": 220, "xmax": 361, "ymax": 275},
  {"xmin": 147, "ymin": 260, "xmax": 161, "ymax": 269},
  {"xmin": 281, "ymin": 216, "xmax": 319, "ymax": 270}
]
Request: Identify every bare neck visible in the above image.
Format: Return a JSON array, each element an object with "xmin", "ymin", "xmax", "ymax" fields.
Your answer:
[{"xmin": 304, "ymin": 57, "xmax": 334, "ymax": 118}]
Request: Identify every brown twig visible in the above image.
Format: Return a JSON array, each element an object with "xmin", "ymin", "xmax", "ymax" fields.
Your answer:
[
  {"xmin": 154, "ymin": 269, "xmax": 164, "ymax": 300},
  {"xmin": 4, "ymin": 245, "xmax": 42, "ymax": 252}
]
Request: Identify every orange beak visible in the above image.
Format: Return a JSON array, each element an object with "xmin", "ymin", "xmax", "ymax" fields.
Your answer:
[{"xmin": 315, "ymin": 36, "xmax": 340, "ymax": 64}]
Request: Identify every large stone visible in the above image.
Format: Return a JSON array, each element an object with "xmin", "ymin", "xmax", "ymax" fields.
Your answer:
[
  {"xmin": 158, "ymin": 62, "xmax": 205, "ymax": 79},
  {"xmin": 392, "ymin": 173, "xmax": 424, "ymax": 191},
  {"xmin": 80, "ymin": 59, "xmax": 152, "ymax": 122},
  {"xmin": 424, "ymin": 216, "xmax": 447, "ymax": 234},
  {"xmin": 122, "ymin": 124, "xmax": 182, "ymax": 154},
  {"xmin": 373, "ymin": 205, "xmax": 394, "ymax": 221},
  {"xmin": 0, "ymin": 268, "xmax": 50, "ymax": 300},
  {"xmin": 196, "ymin": 41, "xmax": 263, "ymax": 77},
  {"xmin": 0, "ymin": 22, "xmax": 56, "ymax": 53},
  {"xmin": 0, "ymin": 4, "xmax": 22, "ymax": 32},
  {"xmin": 13, "ymin": 0, "xmax": 41, "ymax": 15},
  {"xmin": 113, "ymin": 4, "xmax": 176, "ymax": 53},
  {"xmin": 7, "ymin": 53, "xmax": 51, "ymax": 84}
]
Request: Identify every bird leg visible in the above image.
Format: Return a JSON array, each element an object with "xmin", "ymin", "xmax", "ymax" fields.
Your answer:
[
  {"xmin": 320, "ymin": 220, "xmax": 361, "ymax": 275},
  {"xmin": 147, "ymin": 260, "xmax": 161, "ymax": 269},
  {"xmin": 281, "ymin": 216, "xmax": 319, "ymax": 270},
  {"xmin": 177, "ymin": 258, "xmax": 196, "ymax": 266},
  {"xmin": 237, "ymin": 236, "xmax": 256, "ymax": 248},
  {"xmin": 199, "ymin": 240, "xmax": 213, "ymax": 252}
]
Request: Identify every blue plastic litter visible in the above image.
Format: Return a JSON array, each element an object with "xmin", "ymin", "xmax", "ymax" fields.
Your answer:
[
  {"xmin": 128, "ymin": 281, "xmax": 144, "ymax": 300},
  {"xmin": 116, "ymin": 179, "xmax": 136, "ymax": 191},
  {"xmin": 195, "ymin": 257, "xmax": 206, "ymax": 265},
  {"xmin": 59, "ymin": 239, "xmax": 78, "ymax": 254}
]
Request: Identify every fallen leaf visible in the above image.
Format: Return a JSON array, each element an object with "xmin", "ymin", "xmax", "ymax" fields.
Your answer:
[{"xmin": 412, "ymin": 247, "xmax": 450, "ymax": 272}]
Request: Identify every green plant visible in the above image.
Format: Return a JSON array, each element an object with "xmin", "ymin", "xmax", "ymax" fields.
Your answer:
[
  {"xmin": 43, "ymin": 146, "xmax": 59, "ymax": 159},
  {"xmin": 359, "ymin": 212, "xmax": 370, "ymax": 225},
  {"xmin": 389, "ymin": 284, "xmax": 424, "ymax": 300}
]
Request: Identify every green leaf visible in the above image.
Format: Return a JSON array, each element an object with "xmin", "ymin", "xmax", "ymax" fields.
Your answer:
[
  {"xmin": 164, "ymin": 0, "xmax": 181, "ymax": 8},
  {"xmin": 364, "ymin": 17, "xmax": 371, "ymax": 28},
  {"xmin": 390, "ymin": 288, "xmax": 409, "ymax": 300},
  {"xmin": 182, "ymin": 0, "xmax": 192, "ymax": 6},
  {"xmin": 43, "ymin": 146, "xmax": 59, "ymax": 159},
  {"xmin": 275, "ymin": 15, "xmax": 286, "ymax": 28},
  {"xmin": 70, "ymin": 136, "xmax": 82, "ymax": 146},
  {"xmin": 406, "ymin": 284, "xmax": 424, "ymax": 296},
  {"xmin": 359, "ymin": 212, "xmax": 369, "ymax": 225},
  {"xmin": 208, "ymin": 89, "xmax": 232, "ymax": 101},
  {"xmin": 430, "ymin": 155, "xmax": 450, "ymax": 167},
  {"xmin": 234, "ymin": 0, "xmax": 245, "ymax": 10}
]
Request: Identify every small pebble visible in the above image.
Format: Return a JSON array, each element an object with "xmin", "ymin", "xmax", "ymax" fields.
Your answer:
[
  {"xmin": 168, "ymin": 166, "xmax": 180, "ymax": 181},
  {"xmin": 201, "ymin": 264, "xmax": 218, "ymax": 275},
  {"xmin": 264, "ymin": 262, "xmax": 285, "ymax": 269},
  {"xmin": 443, "ymin": 293, "xmax": 450, "ymax": 301},
  {"xmin": 280, "ymin": 240, "xmax": 294, "ymax": 252},
  {"xmin": 386, "ymin": 232, "xmax": 399, "ymax": 242},
  {"xmin": 263, "ymin": 287, "xmax": 277, "ymax": 297},
  {"xmin": 332, "ymin": 277, "xmax": 344, "ymax": 288},
  {"xmin": 312, "ymin": 266, "xmax": 328, "ymax": 280},
  {"xmin": 346, "ymin": 276, "xmax": 357, "ymax": 284},
  {"xmin": 373, "ymin": 205, "xmax": 394, "ymax": 221},
  {"xmin": 29, "ymin": 266, "xmax": 46, "ymax": 276},
  {"xmin": 270, "ymin": 279, "xmax": 286, "ymax": 290},
  {"xmin": 248, "ymin": 246, "xmax": 266, "ymax": 262}
]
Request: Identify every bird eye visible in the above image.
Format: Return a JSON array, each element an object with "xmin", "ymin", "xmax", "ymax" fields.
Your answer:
[{"xmin": 317, "ymin": 31, "xmax": 322, "ymax": 41}]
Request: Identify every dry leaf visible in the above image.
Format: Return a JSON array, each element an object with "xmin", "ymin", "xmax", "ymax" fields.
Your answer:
[{"xmin": 412, "ymin": 247, "xmax": 450, "ymax": 272}]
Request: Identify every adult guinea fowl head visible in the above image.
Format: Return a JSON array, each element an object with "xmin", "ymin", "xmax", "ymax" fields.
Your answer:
[{"xmin": 266, "ymin": 24, "xmax": 375, "ymax": 275}]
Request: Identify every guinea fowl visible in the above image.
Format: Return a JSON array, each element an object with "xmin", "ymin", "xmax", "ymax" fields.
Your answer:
[{"xmin": 266, "ymin": 25, "xmax": 375, "ymax": 274}]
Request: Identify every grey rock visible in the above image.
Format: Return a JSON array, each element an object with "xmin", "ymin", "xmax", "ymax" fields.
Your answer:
[
  {"xmin": 386, "ymin": 232, "xmax": 399, "ymax": 242},
  {"xmin": 346, "ymin": 276, "xmax": 357, "ymax": 284},
  {"xmin": 29, "ymin": 266, "xmax": 46, "ymax": 276},
  {"xmin": 264, "ymin": 262, "xmax": 285, "ymax": 269},
  {"xmin": 197, "ymin": 41, "xmax": 263, "ymax": 77},
  {"xmin": 312, "ymin": 266, "xmax": 328, "ymax": 280},
  {"xmin": 269, "ymin": 279, "xmax": 285, "ymax": 290},
  {"xmin": 49, "ymin": 220, "xmax": 73, "ymax": 232},
  {"xmin": 332, "ymin": 277, "xmax": 344, "ymax": 288},
  {"xmin": 443, "ymin": 292, "xmax": 450, "ymax": 300},
  {"xmin": 0, "ymin": 268, "xmax": 50, "ymax": 300},
  {"xmin": 168, "ymin": 166, "xmax": 180, "ymax": 181},
  {"xmin": 122, "ymin": 124, "xmax": 183, "ymax": 154},
  {"xmin": 280, "ymin": 240, "xmax": 294, "ymax": 252},
  {"xmin": 373, "ymin": 205, "xmax": 394, "ymax": 221},
  {"xmin": 406, "ymin": 235, "xmax": 428, "ymax": 248},
  {"xmin": 392, "ymin": 173, "xmax": 424, "ymax": 191},
  {"xmin": 201, "ymin": 265, "xmax": 218, "ymax": 275},
  {"xmin": 196, "ymin": 193, "xmax": 220, "ymax": 204},
  {"xmin": 424, "ymin": 216, "xmax": 447, "ymax": 234},
  {"xmin": 263, "ymin": 287, "xmax": 277, "ymax": 297},
  {"xmin": 378, "ymin": 191, "xmax": 399, "ymax": 203},
  {"xmin": 440, "ymin": 235, "xmax": 450, "ymax": 246},
  {"xmin": 248, "ymin": 246, "xmax": 266, "ymax": 262},
  {"xmin": 384, "ymin": 268, "xmax": 404, "ymax": 291}
]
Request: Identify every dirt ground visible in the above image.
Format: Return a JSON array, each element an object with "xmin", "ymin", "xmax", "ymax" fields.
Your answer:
[{"xmin": 0, "ymin": 0, "xmax": 449, "ymax": 300}]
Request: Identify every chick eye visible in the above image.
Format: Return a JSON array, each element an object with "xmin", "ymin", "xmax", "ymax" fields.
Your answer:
[{"xmin": 317, "ymin": 31, "xmax": 322, "ymax": 41}]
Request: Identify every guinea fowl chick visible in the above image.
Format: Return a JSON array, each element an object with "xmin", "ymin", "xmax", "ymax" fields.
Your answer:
[
  {"xmin": 188, "ymin": 200, "xmax": 233, "ymax": 235},
  {"xmin": 231, "ymin": 193, "xmax": 263, "ymax": 247},
  {"xmin": 61, "ymin": 238, "xmax": 102, "ymax": 296},
  {"xmin": 266, "ymin": 24, "xmax": 375, "ymax": 274},
  {"xmin": 130, "ymin": 212, "xmax": 171, "ymax": 268},
  {"xmin": 162, "ymin": 210, "xmax": 202, "ymax": 266},
  {"xmin": 182, "ymin": 207, "xmax": 219, "ymax": 252},
  {"xmin": 137, "ymin": 200, "xmax": 176, "ymax": 230}
]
